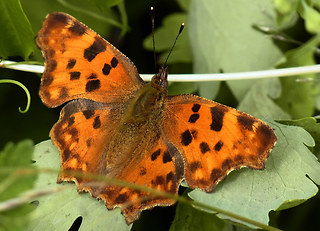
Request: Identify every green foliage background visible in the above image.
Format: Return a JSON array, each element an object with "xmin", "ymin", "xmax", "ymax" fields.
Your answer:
[{"xmin": 1, "ymin": 0, "xmax": 320, "ymax": 230}]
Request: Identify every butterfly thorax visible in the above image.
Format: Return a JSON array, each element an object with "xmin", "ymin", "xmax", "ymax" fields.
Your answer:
[
  {"xmin": 105, "ymin": 67, "xmax": 169, "ymax": 169},
  {"xmin": 121, "ymin": 66, "xmax": 168, "ymax": 123}
]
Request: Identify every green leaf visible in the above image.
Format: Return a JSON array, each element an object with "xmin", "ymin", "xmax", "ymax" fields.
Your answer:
[
  {"xmin": 170, "ymin": 192, "xmax": 233, "ymax": 231},
  {"xmin": 27, "ymin": 141, "xmax": 131, "ymax": 231},
  {"xmin": 275, "ymin": 35, "xmax": 320, "ymax": 119},
  {"xmin": 0, "ymin": 204, "xmax": 35, "ymax": 231},
  {"xmin": 273, "ymin": 0, "xmax": 299, "ymax": 14},
  {"xmin": 89, "ymin": 0, "xmax": 123, "ymax": 9},
  {"xmin": 278, "ymin": 117, "xmax": 320, "ymax": 157},
  {"xmin": 0, "ymin": 140, "xmax": 36, "ymax": 231},
  {"xmin": 312, "ymin": 0, "xmax": 320, "ymax": 9},
  {"xmin": 238, "ymin": 78, "xmax": 290, "ymax": 120},
  {"xmin": 177, "ymin": 0, "xmax": 190, "ymax": 11},
  {"xmin": 189, "ymin": 0, "xmax": 283, "ymax": 100},
  {"xmin": 272, "ymin": 0, "xmax": 299, "ymax": 28},
  {"xmin": 299, "ymin": 0, "xmax": 320, "ymax": 34},
  {"xmin": 0, "ymin": 140, "xmax": 35, "ymax": 201},
  {"xmin": 189, "ymin": 122, "xmax": 320, "ymax": 227},
  {"xmin": 168, "ymin": 82, "xmax": 196, "ymax": 95},
  {"xmin": 143, "ymin": 13, "xmax": 192, "ymax": 65},
  {"xmin": 196, "ymin": 81, "xmax": 221, "ymax": 100},
  {"xmin": 0, "ymin": 0, "xmax": 35, "ymax": 59}
]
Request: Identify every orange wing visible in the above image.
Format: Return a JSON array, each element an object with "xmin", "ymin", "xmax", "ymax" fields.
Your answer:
[
  {"xmin": 36, "ymin": 12, "xmax": 144, "ymax": 107},
  {"xmin": 52, "ymin": 98, "xmax": 184, "ymax": 224},
  {"xmin": 51, "ymin": 99, "xmax": 120, "ymax": 180},
  {"xmin": 99, "ymin": 138, "xmax": 184, "ymax": 224},
  {"xmin": 162, "ymin": 94, "xmax": 277, "ymax": 192}
]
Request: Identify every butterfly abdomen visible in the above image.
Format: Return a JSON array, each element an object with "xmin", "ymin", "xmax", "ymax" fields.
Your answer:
[{"xmin": 104, "ymin": 82, "xmax": 166, "ymax": 168}]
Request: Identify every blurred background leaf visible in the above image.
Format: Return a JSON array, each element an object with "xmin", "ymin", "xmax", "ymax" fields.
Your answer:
[
  {"xmin": 0, "ymin": 140, "xmax": 36, "ymax": 231},
  {"xmin": 0, "ymin": 0, "xmax": 35, "ymax": 60}
]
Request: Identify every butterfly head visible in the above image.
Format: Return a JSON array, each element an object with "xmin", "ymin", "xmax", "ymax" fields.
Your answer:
[{"xmin": 151, "ymin": 66, "xmax": 168, "ymax": 91}]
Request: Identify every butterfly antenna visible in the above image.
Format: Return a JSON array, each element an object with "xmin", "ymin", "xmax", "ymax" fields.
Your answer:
[
  {"xmin": 163, "ymin": 23, "xmax": 185, "ymax": 67},
  {"xmin": 151, "ymin": 7, "xmax": 157, "ymax": 73}
]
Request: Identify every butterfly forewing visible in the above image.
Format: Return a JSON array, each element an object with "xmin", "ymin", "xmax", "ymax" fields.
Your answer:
[
  {"xmin": 162, "ymin": 94, "xmax": 276, "ymax": 192},
  {"xmin": 36, "ymin": 12, "xmax": 144, "ymax": 107}
]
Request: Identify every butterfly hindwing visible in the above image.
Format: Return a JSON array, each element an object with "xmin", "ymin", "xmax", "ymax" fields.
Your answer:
[
  {"xmin": 52, "ymin": 99, "xmax": 184, "ymax": 224},
  {"xmin": 51, "ymin": 99, "xmax": 122, "ymax": 182},
  {"xmin": 99, "ymin": 137, "xmax": 184, "ymax": 224},
  {"xmin": 162, "ymin": 94, "xmax": 276, "ymax": 192},
  {"xmin": 36, "ymin": 12, "xmax": 144, "ymax": 107}
]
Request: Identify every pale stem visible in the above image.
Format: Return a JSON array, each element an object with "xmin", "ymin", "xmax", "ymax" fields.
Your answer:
[{"xmin": 1, "ymin": 60, "xmax": 319, "ymax": 82}]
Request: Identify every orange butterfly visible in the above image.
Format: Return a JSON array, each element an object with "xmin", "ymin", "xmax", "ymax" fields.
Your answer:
[{"xmin": 36, "ymin": 12, "xmax": 277, "ymax": 224}]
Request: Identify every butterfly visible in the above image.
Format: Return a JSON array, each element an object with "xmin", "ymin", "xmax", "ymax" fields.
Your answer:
[{"xmin": 36, "ymin": 12, "xmax": 277, "ymax": 224}]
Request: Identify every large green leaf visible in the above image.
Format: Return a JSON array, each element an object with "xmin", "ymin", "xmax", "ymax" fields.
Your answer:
[
  {"xmin": 27, "ymin": 141, "xmax": 131, "ymax": 231},
  {"xmin": 188, "ymin": 0, "xmax": 283, "ymax": 100},
  {"xmin": 279, "ymin": 117, "xmax": 320, "ymax": 158},
  {"xmin": 0, "ymin": 140, "xmax": 35, "ymax": 231},
  {"xmin": 0, "ymin": 0, "xmax": 35, "ymax": 59}
]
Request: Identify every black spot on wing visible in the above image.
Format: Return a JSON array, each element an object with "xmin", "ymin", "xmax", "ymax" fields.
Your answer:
[
  {"xmin": 102, "ymin": 63, "xmax": 111, "ymax": 75},
  {"xmin": 70, "ymin": 71, "xmax": 81, "ymax": 80},
  {"xmin": 67, "ymin": 59, "xmax": 76, "ymax": 69},
  {"xmin": 192, "ymin": 104, "xmax": 201, "ymax": 112},
  {"xmin": 210, "ymin": 106, "xmax": 227, "ymax": 131},
  {"xmin": 188, "ymin": 114, "xmax": 199, "ymax": 123},
  {"xmin": 93, "ymin": 116, "xmax": 101, "ymax": 129},
  {"xmin": 151, "ymin": 149, "xmax": 161, "ymax": 161},
  {"xmin": 68, "ymin": 21, "xmax": 86, "ymax": 36},
  {"xmin": 181, "ymin": 130, "xmax": 192, "ymax": 146},
  {"xmin": 166, "ymin": 172, "xmax": 174, "ymax": 182},
  {"xmin": 214, "ymin": 141, "xmax": 223, "ymax": 151},
  {"xmin": 200, "ymin": 142, "xmax": 210, "ymax": 154},
  {"xmin": 82, "ymin": 110, "xmax": 94, "ymax": 119},
  {"xmin": 86, "ymin": 79, "xmax": 101, "ymax": 92},
  {"xmin": 83, "ymin": 37, "xmax": 106, "ymax": 62},
  {"xmin": 111, "ymin": 57, "xmax": 118, "ymax": 68},
  {"xmin": 163, "ymin": 150, "xmax": 172, "ymax": 163}
]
